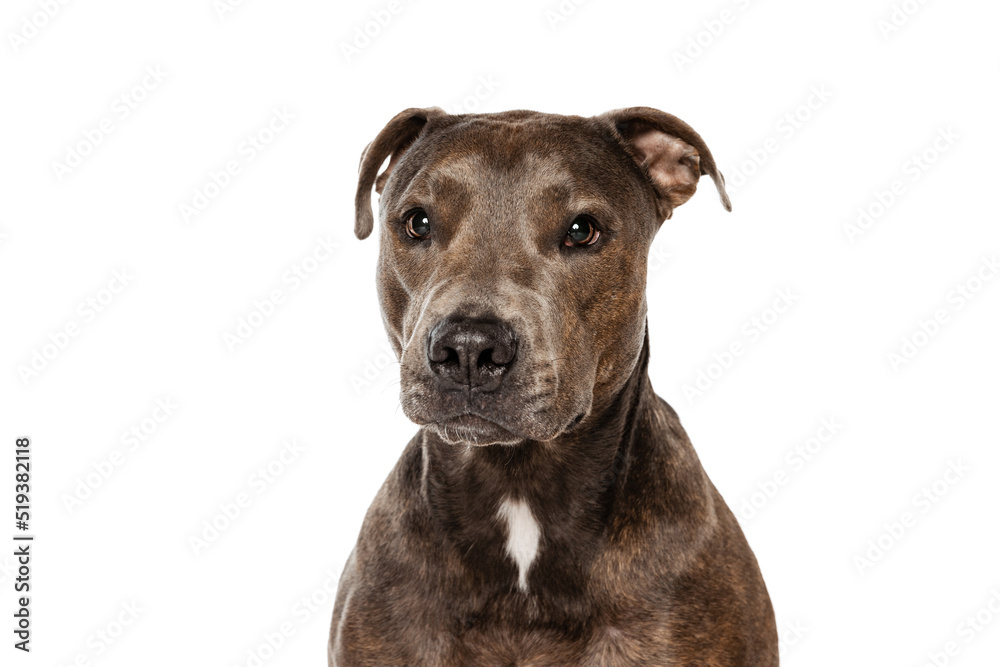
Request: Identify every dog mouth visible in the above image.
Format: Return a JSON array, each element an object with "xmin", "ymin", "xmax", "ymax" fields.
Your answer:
[
  {"xmin": 429, "ymin": 412, "xmax": 524, "ymax": 446},
  {"xmin": 400, "ymin": 354, "xmax": 590, "ymax": 445}
]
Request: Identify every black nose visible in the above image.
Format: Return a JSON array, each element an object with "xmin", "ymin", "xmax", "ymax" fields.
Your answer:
[{"xmin": 427, "ymin": 317, "xmax": 517, "ymax": 391}]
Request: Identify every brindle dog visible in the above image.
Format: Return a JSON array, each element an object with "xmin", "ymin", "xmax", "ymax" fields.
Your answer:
[{"xmin": 329, "ymin": 107, "xmax": 778, "ymax": 666}]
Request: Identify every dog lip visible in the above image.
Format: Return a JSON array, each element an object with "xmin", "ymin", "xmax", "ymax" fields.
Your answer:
[
  {"xmin": 441, "ymin": 411, "xmax": 504, "ymax": 432},
  {"xmin": 447, "ymin": 413, "xmax": 495, "ymax": 428},
  {"xmin": 431, "ymin": 412, "xmax": 522, "ymax": 445}
]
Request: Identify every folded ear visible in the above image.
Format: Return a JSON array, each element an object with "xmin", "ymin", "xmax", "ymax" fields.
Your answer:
[
  {"xmin": 354, "ymin": 107, "xmax": 447, "ymax": 239},
  {"xmin": 598, "ymin": 107, "xmax": 731, "ymax": 220}
]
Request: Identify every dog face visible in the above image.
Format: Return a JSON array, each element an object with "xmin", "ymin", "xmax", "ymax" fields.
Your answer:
[{"xmin": 354, "ymin": 108, "xmax": 730, "ymax": 446}]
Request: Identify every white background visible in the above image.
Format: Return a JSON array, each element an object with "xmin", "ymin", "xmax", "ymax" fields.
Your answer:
[{"xmin": 1, "ymin": 0, "xmax": 998, "ymax": 665}]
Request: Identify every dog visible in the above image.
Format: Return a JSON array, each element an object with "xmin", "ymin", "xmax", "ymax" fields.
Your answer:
[{"xmin": 329, "ymin": 107, "xmax": 778, "ymax": 666}]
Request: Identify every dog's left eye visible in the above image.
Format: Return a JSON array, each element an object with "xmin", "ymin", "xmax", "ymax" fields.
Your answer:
[
  {"xmin": 405, "ymin": 209, "xmax": 431, "ymax": 239},
  {"xmin": 564, "ymin": 215, "xmax": 600, "ymax": 247}
]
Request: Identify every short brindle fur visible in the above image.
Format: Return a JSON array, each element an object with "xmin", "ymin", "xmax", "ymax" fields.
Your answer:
[{"xmin": 330, "ymin": 107, "xmax": 778, "ymax": 666}]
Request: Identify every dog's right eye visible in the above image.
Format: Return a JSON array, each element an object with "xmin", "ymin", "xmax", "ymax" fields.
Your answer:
[
  {"xmin": 405, "ymin": 209, "xmax": 431, "ymax": 239},
  {"xmin": 564, "ymin": 215, "xmax": 600, "ymax": 247}
]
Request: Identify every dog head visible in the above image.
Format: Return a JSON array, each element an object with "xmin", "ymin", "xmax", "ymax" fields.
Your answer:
[{"xmin": 354, "ymin": 107, "xmax": 730, "ymax": 446}]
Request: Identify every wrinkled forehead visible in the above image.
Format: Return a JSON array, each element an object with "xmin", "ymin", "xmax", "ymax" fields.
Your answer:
[{"xmin": 386, "ymin": 115, "xmax": 648, "ymax": 222}]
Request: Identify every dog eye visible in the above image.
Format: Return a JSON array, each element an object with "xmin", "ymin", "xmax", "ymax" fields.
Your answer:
[
  {"xmin": 405, "ymin": 209, "xmax": 431, "ymax": 239},
  {"xmin": 564, "ymin": 215, "xmax": 600, "ymax": 247}
]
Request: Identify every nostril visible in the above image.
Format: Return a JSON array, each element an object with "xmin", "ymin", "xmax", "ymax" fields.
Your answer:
[
  {"xmin": 430, "ymin": 345, "xmax": 460, "ymax": 367},
  {"xmin": 477, "ymin": 348, "xmax": 503, "ymax": 372},
  {"xmin": 493, "ymin": 349, "xmax": 514, "ymax": 366},
  {"xmin": 490, "ymin": 335, "xmax": 517, "ymax": 367},
  {"xmin": 478, "ymin": 345, "xmax": 514, "ymax": 370}
]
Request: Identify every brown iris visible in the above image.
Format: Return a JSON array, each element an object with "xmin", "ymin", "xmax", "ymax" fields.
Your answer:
[
  {"xmin": 405, "ymin": 209, "xmax": 431, "ymax": 239},
  {"xmin": 564, "ymin": 215, "xmax": 600, "ymax": 247}
]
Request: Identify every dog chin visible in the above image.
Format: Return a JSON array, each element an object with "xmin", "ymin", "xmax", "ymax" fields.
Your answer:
[
  {"xmin": 428, "ymin": 414, "xmax": 526, "ymax": 446},
  {"xmin": 401, "ymin": 389, "xmax": 586, "ymax": 445}
]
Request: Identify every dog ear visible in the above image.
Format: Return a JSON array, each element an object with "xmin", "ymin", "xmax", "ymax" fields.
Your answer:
[
  {"xmin": 355, "ymin": 107, "xmax": 447, "ymax": 240},
  {"xmin": 599, "ymin": 107, "xmax": 731, "ymax": 220}
]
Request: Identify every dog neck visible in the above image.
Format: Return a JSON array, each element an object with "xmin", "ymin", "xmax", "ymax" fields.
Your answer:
[{"xmin": 417, "ymin": 328, "xmax": 661, "ymax": 595}]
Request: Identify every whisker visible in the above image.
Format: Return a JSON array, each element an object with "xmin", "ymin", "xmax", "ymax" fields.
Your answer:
[{"xmin": 379, "ymin": 379, "xmax": 402, "ymax": 396}]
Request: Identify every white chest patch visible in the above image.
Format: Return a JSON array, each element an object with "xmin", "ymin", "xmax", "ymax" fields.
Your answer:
[{"xmin": 496, "ymin": 497, "xmax": 541, "ymax": 593}]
